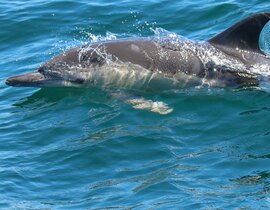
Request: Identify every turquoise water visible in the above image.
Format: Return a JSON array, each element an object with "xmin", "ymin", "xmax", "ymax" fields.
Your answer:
[{"xmin": 1, "ymin": 1, "xmax": 270, "ymax": 209}]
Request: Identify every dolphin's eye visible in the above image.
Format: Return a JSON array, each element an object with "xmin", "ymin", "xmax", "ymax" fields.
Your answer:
[{"xmin": 74, "ymin": 78, "xmax": 84, "ymax": 84}]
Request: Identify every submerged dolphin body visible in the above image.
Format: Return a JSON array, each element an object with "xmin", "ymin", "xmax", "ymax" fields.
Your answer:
[{"xmin": 6, "ymin": 13, "xmax": 270, "ymax": 89}]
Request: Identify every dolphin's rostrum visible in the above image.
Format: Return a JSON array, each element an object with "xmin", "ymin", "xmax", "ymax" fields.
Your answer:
[{"xmin": 6, "ymin": 12, "xmax": 270, "ymax": 89}]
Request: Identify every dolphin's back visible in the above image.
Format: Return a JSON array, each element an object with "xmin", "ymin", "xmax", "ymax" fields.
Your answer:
[{"xmin": 85, "ymin": 39, "xmax": 204, "ymax": 76}]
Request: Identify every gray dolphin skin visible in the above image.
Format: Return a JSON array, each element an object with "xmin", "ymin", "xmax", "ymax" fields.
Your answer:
[{"xmin": 6, "ymin": 12, "xmax": 270, "ymax": 89}]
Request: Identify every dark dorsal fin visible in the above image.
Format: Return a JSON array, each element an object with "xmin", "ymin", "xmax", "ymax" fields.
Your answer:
[{"xmin": 208, "ymin": 12, "xmax": 270, "ymax": 56}]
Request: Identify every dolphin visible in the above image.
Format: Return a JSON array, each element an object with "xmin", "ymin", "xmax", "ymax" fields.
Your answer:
[{"xmin": 5, "ymin": 12, "xmax": 270, "ymax": 89}]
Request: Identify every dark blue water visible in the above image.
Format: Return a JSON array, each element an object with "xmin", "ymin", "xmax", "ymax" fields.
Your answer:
[{"xmin": 1, "ymin": 1, "xmax": 270, "ymax": 209}]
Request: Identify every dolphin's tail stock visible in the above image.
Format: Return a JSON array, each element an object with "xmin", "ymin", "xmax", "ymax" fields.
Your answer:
[{"xmin": 208, "ymin": 12, "xmax": 270, "ymax": 58}]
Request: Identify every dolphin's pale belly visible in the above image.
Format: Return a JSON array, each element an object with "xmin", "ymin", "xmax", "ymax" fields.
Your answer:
[
  {"xmin": 66, "ymin": 61, "xmax": 239, "ymax": 91},
  {"xmin": 70, "ymin": 63, "xmax": 198, "ymax": 90}
]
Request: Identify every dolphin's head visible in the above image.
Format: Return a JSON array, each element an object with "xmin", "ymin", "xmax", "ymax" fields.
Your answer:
[{"xmin": 6, "ymin": 45, "xmax": 106, "ymax": 87}]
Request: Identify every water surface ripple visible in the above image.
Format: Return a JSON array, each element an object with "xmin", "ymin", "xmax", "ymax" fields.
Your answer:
[{"xmin": 1, "ymin": 0, "xmax": 270, "ymax": 209}]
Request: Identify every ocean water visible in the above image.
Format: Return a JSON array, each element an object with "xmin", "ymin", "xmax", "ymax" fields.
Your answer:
[{"xmin": 1, "ymin": 0, "xmax": 270, "ymax": 209}]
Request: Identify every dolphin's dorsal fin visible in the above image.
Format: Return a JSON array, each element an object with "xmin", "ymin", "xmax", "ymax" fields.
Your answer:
[{"xmin": 208, "ymin": 12, "xmax": 270, "ymax": 55}]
